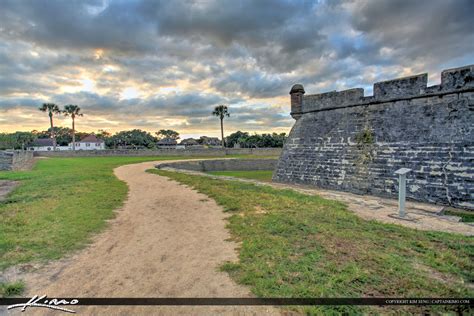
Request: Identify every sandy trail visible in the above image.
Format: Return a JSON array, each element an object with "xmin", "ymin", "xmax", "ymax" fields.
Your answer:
[{"xmin": 5, "ymin": 161, "xmax": 280, "ymax": 315}]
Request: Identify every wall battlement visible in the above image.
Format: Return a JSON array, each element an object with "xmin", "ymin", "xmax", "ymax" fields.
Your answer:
[
  {"xmin": 277, "ymin": 64, "xmax": 474, "ymax": 209},
  {"xmin": 291, "ymin": 65, "xmax": 474, "ymax": 115}
]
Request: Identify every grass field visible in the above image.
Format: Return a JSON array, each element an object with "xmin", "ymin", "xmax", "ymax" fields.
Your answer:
[
  {"xmin": 0, "ymin": 155, "xmax": 266, "ymax": 271},
  {"xmin": 0, "ymin": 157, "xmax": 161, "ymax": 271},
  {"xmin": 206, "ymin": 170, "xmax": 274, "ymax": 182},
  {"xmin": 150, "ymin": 169, "xmax": 474, "ymax": 314}
]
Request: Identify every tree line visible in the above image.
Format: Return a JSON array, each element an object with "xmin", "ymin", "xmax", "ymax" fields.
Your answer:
[
  {"xmin": 225, "ymin": 131, "xmax": 287, "ymax": 148},
  {"xmin": 1, "ymin": 103, "xmax": 287, "ymax": 150},
  {"xmin": 0, "ymin": 129, "xmax": 287, "ymax": 150}
]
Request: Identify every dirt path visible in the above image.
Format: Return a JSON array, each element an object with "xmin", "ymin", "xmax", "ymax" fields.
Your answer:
[
  {"xmin": 5, "ymin": 161, "xmax": 280, "ymax": 315},
  {"xmin": 0, "ymin": 180, "xmax": 19, "ymax": 202}
]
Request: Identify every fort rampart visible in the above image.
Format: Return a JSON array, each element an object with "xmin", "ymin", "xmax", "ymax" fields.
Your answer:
[{"xmin": 274, "ymin": 65, "xmax": 474, "ymax": 209}]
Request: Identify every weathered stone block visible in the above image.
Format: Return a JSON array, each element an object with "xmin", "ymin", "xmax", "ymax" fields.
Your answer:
[
  {"xmin": 373, "ymin": 73, "xmax": 427, "ymax": 99},
  {"xmin": 441, "ymin": 64, "xmax": 474, "ymax": 90},
  {"xmin": 303, "ymin": 88, "xmax": 364, "ymax": 112}
]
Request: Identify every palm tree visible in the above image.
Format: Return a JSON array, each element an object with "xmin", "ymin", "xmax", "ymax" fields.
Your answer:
[
  {"xmin": 39, "ymin": 103, "xmax": 61, "ymax": 150},
  {"xmin": 63, "ymin": 105, "xmax": 83, "ymax": 151},
  {"xmin": 212, "ymin": 105, "xmax": 230, "ymax": 148}
]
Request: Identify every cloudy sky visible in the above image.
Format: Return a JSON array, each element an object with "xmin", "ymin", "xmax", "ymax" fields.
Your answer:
[{"xmin": 0, "ymin": 0, "xmax": 473, "ymax": 138}]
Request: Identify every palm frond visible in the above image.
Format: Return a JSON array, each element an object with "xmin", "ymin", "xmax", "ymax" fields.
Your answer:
[{"xmin": 39, "ymin": 103, "xmax": 60, "ymax": 113}]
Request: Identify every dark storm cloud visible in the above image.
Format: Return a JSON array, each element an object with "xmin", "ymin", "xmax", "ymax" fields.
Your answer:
[
  {"xmin": 52, "ymin": 91, "xmax": 117, "ymax": 110},
  {"xmin": 150, "ymin": 0, "xmax": 323, "ymax": 52},
  {"xmin": 0, "ymin": 97, "xmax": 40, "ymax": 109},
  {"xmin": 210, "ymin": 71, "xmax": 287, "ymax": 98},
  {"xmin": 145, "ymin": 92, "xmax": 230, "ymax": 116},
  {"xmin": 0, "ymin": 0, "xmax": 157, "ymax": 53},
  {"xmin": 48, "ymin": 90, "xmax": 240, "ymax": 118},
  {"xmin": 0, "ymin": 0, "xmax": 473, "ymax": 132},
  {"xmin": 0, "ymin": 75, "xmax": 53, "ymax": 95},
  {"xmin": 350, "ymin": 0, "xmax": 474, "ymax": 67}
]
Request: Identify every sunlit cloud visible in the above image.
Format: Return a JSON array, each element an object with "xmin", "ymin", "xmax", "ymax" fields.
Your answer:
[
  {"xmin": 120, "ymin": 87, "xmax": 141, "ymax": 100},
  {"xmin": 94, "ymin": 49, "xmax": 104, "ymax": 60},
  {"xmin": 102, "ymin": 64, "xmax": 120, "ymax": 73}
]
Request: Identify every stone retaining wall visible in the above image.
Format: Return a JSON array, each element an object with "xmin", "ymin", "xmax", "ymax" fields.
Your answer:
[
  {"xmin": 0, "ymin": 151, "xmax": 34, "ymax": 171},
  {"xmin": 157, "ymin": 159, "xmax": 278, "ymax": 172},
  {"xmin": 34, "ymin": 148, "xmax": 281, "ymax": 158}
]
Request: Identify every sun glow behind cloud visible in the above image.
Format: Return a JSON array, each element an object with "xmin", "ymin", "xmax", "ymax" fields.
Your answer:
[{"xmin": 120, "ymin": 87, "xmax": 141, "ymax": 100}]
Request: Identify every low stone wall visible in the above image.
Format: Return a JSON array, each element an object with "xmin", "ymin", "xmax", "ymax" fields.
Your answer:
[
  {"xmin": 34, "ymin": 148, "xmax": 282, "ymax": 158},
  {"xmin": 0, "ymin": 151, "xmax": 34, "ymax": 171},
  {"xmin": 156, "ymin": 158, "xmax": 278, "ymax": 172}
]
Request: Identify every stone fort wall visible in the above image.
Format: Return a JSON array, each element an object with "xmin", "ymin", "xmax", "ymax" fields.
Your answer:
[{"xmin": 273, "ymin": 65, "xmax": 474, "ymax": 209}]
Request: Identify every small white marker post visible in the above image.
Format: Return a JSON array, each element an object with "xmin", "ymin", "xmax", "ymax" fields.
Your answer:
[{"xmin": 394, "ymin": 168, "xmax": 412, "ymax": 218}]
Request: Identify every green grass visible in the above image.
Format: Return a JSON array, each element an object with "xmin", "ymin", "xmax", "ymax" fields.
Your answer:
[
  {"xmin": 0, "ymin": 281, "xmax": 25, "ymax": 297},
  {"xmin": 0, "ymin": 155, "xmax": 270, "ymax": 270},
  {"xmin": 443, "ymin": 208, "xmax": 474, "ymax": 223},
  {"xmin": 149, "ymin": 169, "xmax": 474, "ymax": 314},
  {"xmin": 206, "ymin": 170, "xmax": 274, "ymax": 182}
]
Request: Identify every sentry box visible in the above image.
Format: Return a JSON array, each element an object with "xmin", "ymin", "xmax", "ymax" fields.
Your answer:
[{"xmin": 394, "ymin": 168, "xmax": 412, "ymax": 218}]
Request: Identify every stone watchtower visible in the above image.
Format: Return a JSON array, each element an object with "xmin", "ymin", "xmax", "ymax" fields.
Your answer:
[{"xmin": 289, "ymin": 84, "xmax": 305, "ymax": 120}]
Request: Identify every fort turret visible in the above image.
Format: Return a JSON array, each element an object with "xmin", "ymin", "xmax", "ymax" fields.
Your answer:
[{"xmin": 289, "ymin": 84, "xmax": 305, "ymax": 120}]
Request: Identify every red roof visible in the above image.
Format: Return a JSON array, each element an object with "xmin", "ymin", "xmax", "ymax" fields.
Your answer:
[{"xmin": 78, "ymin": 134, "xmax": 104, "ymax": 143}]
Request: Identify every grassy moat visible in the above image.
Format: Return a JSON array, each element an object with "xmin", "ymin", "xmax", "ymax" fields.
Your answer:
[{"xmin": 206, "ymin": 170, "xmax": 274, "ymax": 182}]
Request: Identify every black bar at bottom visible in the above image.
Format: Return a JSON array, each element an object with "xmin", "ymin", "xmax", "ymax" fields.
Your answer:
[{"xmin": 1, "ymin": 298, "xmax": 472, "ymax": 306}]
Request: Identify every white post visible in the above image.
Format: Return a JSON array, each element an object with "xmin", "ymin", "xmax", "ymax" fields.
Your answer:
[
  {"xmin": 394, "ymin": 168, "xmax": 412, "ymax": 218},
  {"xmin": 398, "ymin": 173, "xmax": 406, "ymax": 217}
]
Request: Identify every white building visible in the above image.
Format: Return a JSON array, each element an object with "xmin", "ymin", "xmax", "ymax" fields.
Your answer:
[
  {"xmin": 28, "ymin": 139, "xmax": 70, "ymax": 151},
  {"xmin": 72, "ymin": 135, "xmax": 105, "ymax": 150},
  {"xmin": 28, "ymin": 135, "xmax": 106, "ymax": 151}
]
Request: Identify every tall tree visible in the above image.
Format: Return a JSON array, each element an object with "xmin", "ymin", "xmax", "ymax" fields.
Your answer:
[
  {"xmin": 225, "ymin": 131, "xmax": 250, "ymax": 148},
  {"xmin": 35, "ymin": 127, "xmax": 74, "ymax": 145},
  {"xmin": 63, "ymin": 105, "xmax": 83, "ymax": 151},
  {"xmin": 39, "ymin": 103, "xmax": 61, "ymax": 150},
  {"xmin": 155, "ymin": 129, "xmax": 180, "ymax": 140},
  {"xmin": 212, "ymin": 105, "xmax": 230, "ymax": 148},
  {"xmin": 0, "ymin": 132, "xmax": 36, "ymax": 150},
  {"xmin": 96, "ymin": 129, "xmax": 111, "ymax": 139},
  {"xmin": 107, "ymin": 129, "xmax": 157, "ymax": 149},
  {"xmin": 13, "ymin": 132, "xmax": 36, "ymax": 150}
]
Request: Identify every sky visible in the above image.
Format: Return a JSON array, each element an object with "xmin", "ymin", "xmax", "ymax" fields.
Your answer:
[{"xmin": 0, "ymin": 0, "xmax": 473, "ymax": 138}]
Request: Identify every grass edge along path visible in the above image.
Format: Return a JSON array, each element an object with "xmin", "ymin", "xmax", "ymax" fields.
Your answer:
[
  {"xmin": 148, "ymin": 169, "xmax": 473, "ymax": 314},
  {"xmin": 0, "ymin": 281, "xmax": 25, "ymax": 297},
  {"xmin": 0, "ymin": 155, "xmax": 269, "ymax": 273},
  {"xmin": 206, "ymin": 170, "xmax": 274, "ymax": 182}
]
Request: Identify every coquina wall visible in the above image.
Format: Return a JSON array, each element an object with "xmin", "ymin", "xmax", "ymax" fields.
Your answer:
[
  {"xmin": 157, "ymin": 158, "xmax": 277, "ymax": 172},
  {"xmin": 0, "ymin": 151, "xmax": 34, "ymax": 171},
  {"xmin": 273, "ymin": 65, "xmax": 474, "ymax": 209}
]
